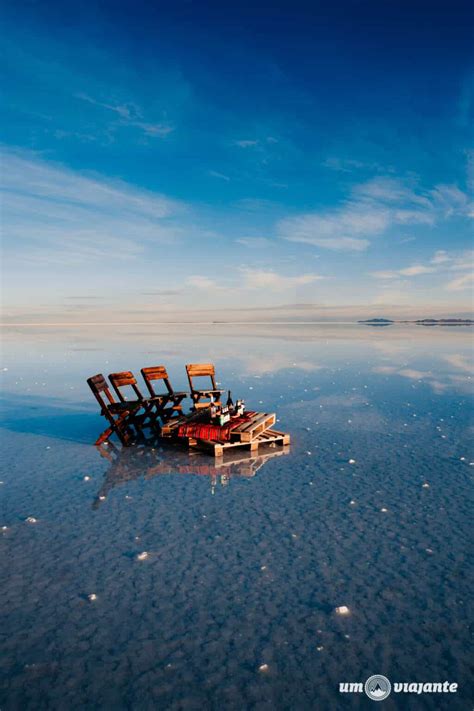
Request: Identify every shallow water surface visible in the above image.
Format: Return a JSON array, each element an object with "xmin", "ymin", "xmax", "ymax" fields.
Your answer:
[{"xmin": 1, "ymin": 324, "xmax": 473, "ymax": 709}]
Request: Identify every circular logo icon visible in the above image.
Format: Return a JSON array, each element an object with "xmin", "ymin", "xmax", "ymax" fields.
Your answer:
[{"xmin": 365, "ymin": 675, "xmax": 391, "ymax": 701}]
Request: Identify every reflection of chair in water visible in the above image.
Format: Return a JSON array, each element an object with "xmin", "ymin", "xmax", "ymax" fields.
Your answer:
[{"xmin": 93, "ymin": 442, "xmax": 290, "ymax": 506}]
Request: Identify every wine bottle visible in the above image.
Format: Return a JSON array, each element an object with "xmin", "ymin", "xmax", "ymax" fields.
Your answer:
[{"xmin": 226, "ymin": 390, "xmax": 233, "ymax": 408}]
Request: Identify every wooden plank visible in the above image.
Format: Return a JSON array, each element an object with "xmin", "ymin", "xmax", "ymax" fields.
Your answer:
[
  {"xmin": 233, "ymin": 413, "xmax": 276, "ymax": 442},
  {"xmin": 186, "ymin": 363, "xmax": 215, "ymax": 376},
  {"xmin": 160, "ymin": 415, "xmax": 188, "ymax": 437},
  {"xmin": 262, "ymin": 429, "xmax": 291, "ymax": 446},
  {"xmin": 142, "ymin": 366, "xmax": 167, "ymax": 379},
  {"xmin": 191, "ymin": 426, "xmax": 289, "ymax": 457}
]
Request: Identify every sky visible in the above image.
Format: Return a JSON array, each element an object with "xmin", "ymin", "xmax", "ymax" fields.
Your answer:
[{"xmin": 1, "ymin": 0, "xmax": 473, "ymax": 322}]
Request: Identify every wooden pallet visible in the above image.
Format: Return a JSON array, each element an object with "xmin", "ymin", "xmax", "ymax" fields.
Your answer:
[
  {"xmin": 192, "ymin": 428, "xmax": 290, "ymax": 457},
  {"xmin": 160, "ymin": 414, "xmax": 192, "ymax": 437},
  {"xmin": 230, "ymin": 412, "xmax": 276, "ymax": 442}
]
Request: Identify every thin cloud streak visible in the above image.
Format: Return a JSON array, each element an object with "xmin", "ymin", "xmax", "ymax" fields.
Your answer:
[
  {"xmin": 1, "ymin": 148, "xmax": 189, "ymax": 264},
  {"xmin": 278, "ymin": 176, "xmax": 472, "ymax": 252}
]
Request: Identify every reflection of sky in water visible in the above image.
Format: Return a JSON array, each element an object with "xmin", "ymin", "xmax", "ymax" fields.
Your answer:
[{"xmin": 1, "ymin": 324, "xmax": 473, "ymax": 709}]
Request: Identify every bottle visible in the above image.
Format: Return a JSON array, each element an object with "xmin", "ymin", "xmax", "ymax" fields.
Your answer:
[{"xmin": 226, "ymin": 390, "xmax": 233, "ymax": 409}]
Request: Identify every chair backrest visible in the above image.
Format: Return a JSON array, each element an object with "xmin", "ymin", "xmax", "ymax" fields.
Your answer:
[
  {"xmin": 109, "ymin": 371, "xmax": 144, "ymax": 402},
  {"xmin": 185, "ymin": 363, "xmax": 217, "ymax": 392},
  {"xmin": 141, "ymin": 366, "xmax": 174, "ymax": 397},
  {"xmin": 87, "ymin": 373, "xmax": 116, "ymax": 409}
]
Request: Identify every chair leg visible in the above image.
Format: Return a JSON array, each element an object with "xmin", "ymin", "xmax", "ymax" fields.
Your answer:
[
  {"xmin": 95, "ymin": 427, "xmax": 113, "ymax": 446},
  {"xmin": 96, "ymin": 411, "xmax": 136, "ymax": 447}
]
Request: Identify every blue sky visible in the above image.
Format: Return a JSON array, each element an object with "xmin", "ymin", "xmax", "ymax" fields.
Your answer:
[{"xmin": 1, "ymin": 0, "xmax": 473, "ymax": 321}]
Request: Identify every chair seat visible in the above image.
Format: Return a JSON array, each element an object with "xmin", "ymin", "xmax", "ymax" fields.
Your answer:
[
  {"xmin": 148, "ymin": 391, "xmax": 188, "ymax": 401},
  {"xmin": 107, "ymin": 401, "xmax": 143, "ymax": 414},
  {"xmin": 192, "ymin": 389, "xmax": 224, "ymax": 396}
]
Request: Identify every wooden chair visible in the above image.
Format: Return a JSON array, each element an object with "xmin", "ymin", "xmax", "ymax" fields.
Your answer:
[
  {"xmin": 87, "ymin": 374, "xmax": 145, "ymax": 447},
  {"xmin": 185, "ymin": 363, "xmax": 224, "ymax": 410},
  {"xmin": 108, "ymin": 370, "xmax": 162, "ymax": 431},
  {"xmin": 141, "ymin": 366, "xmax": 188, "ymax": 422}
]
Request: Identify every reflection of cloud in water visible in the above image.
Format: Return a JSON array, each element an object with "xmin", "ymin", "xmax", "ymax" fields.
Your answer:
[
  {"xmin": 443, "ymin": 354, "xmax": 474, "ymax": 374},
  {"xmin": 282, "ymin": 393, "xmax": 387, "ymax": 432},
  {"xmin": 371, "ymin": 341, "xmax": 410, "ymax": 356},
  {"xmin": 293, "ymin": 394, "xmax": 369, "ymax": 408},
  {"xmin": 240, "ymin": 353, "xmax": 323, "ymax": 375},
  {"xmin": 398, "ymin": 368, "xmax": 433, "ymax": 380},
  {"xmin": 373, "ymin": 355, "xmax": 473, "ymax": 394}
]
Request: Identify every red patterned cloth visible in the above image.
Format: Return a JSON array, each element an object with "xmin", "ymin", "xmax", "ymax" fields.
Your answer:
[{"xmin": 178, "ymin": 411, "xmax": 256, "ymax": 442}]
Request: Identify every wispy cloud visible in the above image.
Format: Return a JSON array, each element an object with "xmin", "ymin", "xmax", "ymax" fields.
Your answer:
[
  {"xmin": 235, "ymin": 237, "xmax": 273, "ymax": 248},
  {"xmin": 76, "ymin": 93, "xmax": 174, "ymax": 137},
  {"xmin": 183, "ymin": 268, "xmax": 324, "ymax": 292},
  {"xmin": 371, "ymin": 249, "xmax": 473, "ymax": 286},
  {"xmin": 234, "ymin": 139, "xmax": 259, "ymax": 148},
  {"xmin": 371, "ymin": 265, "xmax": 436, "ymax": 279},
  {"xmin": 370, "ymin": 248, "xmax": 473, "ymax": 293},
  {"xmin": 431, "ymin": 250, "xmax": 451, "ymax": 264},
  {"xmin": 1, "ymin": 148, "xmax": 186, "ymax": 264},
  {"xmin": 322, "ymin": 157, "xmax": 388, "ymax": 173},
  {"xmin": 278, "ymin": 176, "xmax": 472, "ymax": 252},
  {"xmin": 278, "ymin": 203, "xmax": 387, "ymax": 251},
  {"xmin": 186, "ymin": 276, "xmax": 221, "ymax": 290},
  {"xmin": 239, "ymin": 268, "xmax": 323, "ymax": 289},
  {"xmin": 208, "ymin": 170, "xmax": 230, "ymax": 181},
  {"xmin": 445, "ymin": 272, "xmax": 473, "ymax": 292}
]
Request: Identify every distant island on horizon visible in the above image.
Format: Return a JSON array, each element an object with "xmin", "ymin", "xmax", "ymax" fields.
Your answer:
[{"xmin": 359, "ymin": 318, "xmax": 474, "ymax": 326}]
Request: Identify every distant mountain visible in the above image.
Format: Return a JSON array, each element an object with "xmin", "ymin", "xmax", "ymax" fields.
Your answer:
[
  {"xmin": 413, "ymin": 319, "xmax": 473, "ymax": 326},
  {"xmin": 358, "ymin": 318, "xmax": 394, "ymax": 325},
  {"xmin": 359, "ymin": 317, "xmax": 473, "ymax": 327}
]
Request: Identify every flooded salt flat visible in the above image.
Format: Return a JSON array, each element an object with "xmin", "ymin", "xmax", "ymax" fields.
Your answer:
[{"xmin": 1, "ymin": 323, "xmax": 473, "ymax": 709}]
